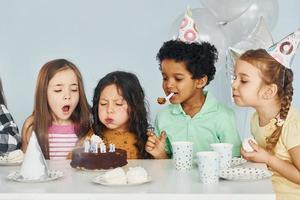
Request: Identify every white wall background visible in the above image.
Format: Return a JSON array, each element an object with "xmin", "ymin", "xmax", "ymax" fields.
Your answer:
[{"xmin": 0, "ymin": 0, "xmax": 299, "ymax": 139}]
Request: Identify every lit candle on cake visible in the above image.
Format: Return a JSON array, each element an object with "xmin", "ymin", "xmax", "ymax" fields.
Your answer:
[
  {"xmin": 90, "ymin": 134, "xmax": 103, "ymax": 153},
  {"xmin": 84, "ymin": 139, "xmax": 90, "ymax": 153},
  {"xmin": 100, "ymin": 143, "xmax": 106, "ymax": 153},
  {"xmin": 109, "ymin": 144, "xmax": 116, "ymax": 152}
]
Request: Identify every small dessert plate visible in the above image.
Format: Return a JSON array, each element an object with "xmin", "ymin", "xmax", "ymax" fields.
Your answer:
[
  {"xmin": 0, "ymin": 150, "xmax": 24, "ymax": 166},
  {"xmin": 194, "ymin": 157, "xmax": 247, "ymax": 167},
  {"xmin": 231, "ymin": 157, "xmax": 247, "ymax": 167},
  {"xmin": 7, "ymin": 169, "xmax": 63, "ymax": 183},
  {"xmin": 0, "ymin": 160, "xmax": 23, "ymax": 166},
  {"xmin": 220, "ymin": 167, "xmax": 272, "ymax": 181},
  {"xmin": 76, "ymin": 166, "xmax": 110, "ymax": 172},
  {"xmin": 92, "ymin": 175, "xmax": 152, "ymax": 186}
]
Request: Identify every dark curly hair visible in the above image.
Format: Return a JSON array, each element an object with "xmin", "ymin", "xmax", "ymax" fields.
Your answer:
[
  {"xmin": 92, "ymin": 71, "xmax": 152, "ymax": 159},
  {"xmin": 156, "ymin": 40, "xmax": 218, "ymax": 85}
]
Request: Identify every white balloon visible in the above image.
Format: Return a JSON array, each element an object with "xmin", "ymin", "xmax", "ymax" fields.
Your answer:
[
  {"xmin": 227, "ymin": 17, "xmax": 274, "ymax": 88},
  {"xmin": 229, "ymin": 17, "xmax": 274, "ymax": 61},
  {"xmin": 201, "ymin": 0, "xmax": 254, "ymax": 25},
  {"xmin": 222, "ymin": 0, "xmax": 279, "ymax": 46}
]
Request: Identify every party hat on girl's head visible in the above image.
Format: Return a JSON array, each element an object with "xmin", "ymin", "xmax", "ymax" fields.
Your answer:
[
  {"xmin": 20, "ymin": 131, "xmax": 49, "ymax": 180},
  {"xmin": 177, "ymin": 7, "xmax": 199, "ymax": 43},
  {"xmin": 267, "ymin": 29, "xmax": 300, "ymax": 68}
]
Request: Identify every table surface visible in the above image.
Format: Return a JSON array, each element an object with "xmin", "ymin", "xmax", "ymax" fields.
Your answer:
[{"xmin": 0, "ymin": 159, "xmax": 275, "ymax": 200}]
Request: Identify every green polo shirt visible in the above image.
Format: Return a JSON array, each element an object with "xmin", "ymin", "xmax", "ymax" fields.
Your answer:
[{"xmin": 154, "ymin": 91, "xmax": 241, "ymax": 157}]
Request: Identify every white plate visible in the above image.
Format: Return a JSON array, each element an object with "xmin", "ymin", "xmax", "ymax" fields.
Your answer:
[
  {"xmin": 75, "ymin": 166, "xmax": 110, "ymax": 172},
  {"xmin": 0, "ymin": 150, "xmax": 24, "ymax": 166},
  {"xmin": 231, "ymin": 157, "xmax": 247, "ymax": 167},
  {"xmin": 92, "ymin": 175, "xmax": 152, "ymax": 186},
  {"xmin": 7, "ymin": 169, "xmax": 63, "ymax": 183},
  {"xmin": 0, "ymin": 160, "xmax": 22, "ymax": 166},
  {"xmin": 220, "ymin": 167, "xmax": 272, "ymax": 181},
  {"xmin": 194, "ymin": 157, "xmax": 247, "ymax": 167}
]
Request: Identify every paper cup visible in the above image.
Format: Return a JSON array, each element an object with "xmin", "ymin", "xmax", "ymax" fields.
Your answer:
[
  {"xmin": 196, "ymin": 151, "xmax": 219, "ymax": 184},
  {"xmin": 171, "ymin": 141, "xmax": 193, "ymax": 170},
  {"xmin": 210, "ymin": 143, "xmax": 233, "ymax": 170}
]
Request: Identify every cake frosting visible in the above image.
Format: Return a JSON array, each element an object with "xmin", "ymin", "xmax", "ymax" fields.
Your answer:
[
  {"xmin": 100, "ymin": 166, "xmax": 149, "ymax": 184},
  {"xmin": 0, "ymin": 149, "xmax": 24, "ymax": 163},
  {"xmin": 126, "ymin": 166, "xmax": 148, "ymax": 184},
  {"xmin": 102, "ymin": 167, "xmax": 127, "ymax": 184},
  {"xmin": 70, "ymin": 134, "xmax": 127, "ymax": 170},
  {"xmin": 70, "ymin": 147, "xmax": 127, "ymax": 170}
]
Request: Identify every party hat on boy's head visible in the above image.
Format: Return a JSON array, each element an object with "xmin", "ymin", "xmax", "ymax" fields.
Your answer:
[
  {"xmin": 267, "ymin": 29, "xmax": 300, "ymax": 68},
  {"xmin": 177, "ymin": 7, "xmax": 199, "ymax": 43},
  {"xmin": 20, "ymin": 131, "xmax": 49, "ymax": 180}
]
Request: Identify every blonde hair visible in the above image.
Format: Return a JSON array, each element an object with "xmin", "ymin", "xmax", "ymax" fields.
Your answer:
[{"xmin": 240, "ymin": 49, "xmax": 294, "ymax": 152}]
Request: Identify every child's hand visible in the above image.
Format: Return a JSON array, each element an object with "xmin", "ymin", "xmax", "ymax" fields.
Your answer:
[
  {"xmin": 241, "ymin": 140, "xmax": 272, "ymax": 164},
  {"xmin": 145, "ymin": 131, "xmax": 168, "ymax": 159}
]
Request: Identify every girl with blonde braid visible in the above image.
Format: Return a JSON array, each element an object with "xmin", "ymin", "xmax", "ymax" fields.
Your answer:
[{"xmin": 232, "ymin": 34, "xmax": 300, "ymax": 200}]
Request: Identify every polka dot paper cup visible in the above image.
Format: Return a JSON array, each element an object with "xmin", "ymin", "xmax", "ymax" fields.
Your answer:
[
  {"xmin": 210, "ymin": 143, "xmax": 233, "ymax": 170},
  {"xmin": 196, "ymin": 151, "xmax": 219, "ymax": 184},
  {"xmin": 171, "ymin": 141, "xmax": 193, "ymax": 171}
]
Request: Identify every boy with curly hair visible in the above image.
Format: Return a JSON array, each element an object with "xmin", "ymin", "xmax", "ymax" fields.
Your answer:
[{"xmin": 145, "ymin": 40, "xmax": 241, "ymax": 158}]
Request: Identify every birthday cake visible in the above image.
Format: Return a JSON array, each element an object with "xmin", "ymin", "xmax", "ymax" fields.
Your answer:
[{"xmin": 70, "ymin": 135, "xmax": 127, "ymax": 170}]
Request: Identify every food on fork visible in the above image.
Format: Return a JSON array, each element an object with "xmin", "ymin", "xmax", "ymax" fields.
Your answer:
[
  {"xmin": 157, "ymin": 97, "xmax": 166, "ymax": 104},
  {"xmin": 157, "ymin": 93, "xmax": 174, "ymax": 105}
]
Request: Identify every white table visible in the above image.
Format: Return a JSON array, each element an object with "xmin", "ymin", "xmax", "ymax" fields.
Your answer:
[{"xmin": 0, "ymin": 159, "xmax": 275, "ymax": 200}]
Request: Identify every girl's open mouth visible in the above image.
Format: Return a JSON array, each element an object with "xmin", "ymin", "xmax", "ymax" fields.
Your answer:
[{"xmin": 62, "ymin": 105, "xmax": 70, "ymax": 113}]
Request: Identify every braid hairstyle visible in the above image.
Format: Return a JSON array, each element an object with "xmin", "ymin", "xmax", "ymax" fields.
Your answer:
[
  {"xmin": 240, "ymin": 49, "xmax": 294, "ymax": 152},
  {"xmin": 266, "ymin": 68, "xmax": 293, "ymax": 152}
]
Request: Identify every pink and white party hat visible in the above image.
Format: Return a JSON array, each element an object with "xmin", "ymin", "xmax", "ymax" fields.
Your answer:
[
  {"xmin": 267, "ymin": 29, "xmax": 300, "ymax": 68},
  {"xmin": 177, "ymin": 7, "xmax": 199, "ymax": 43}
]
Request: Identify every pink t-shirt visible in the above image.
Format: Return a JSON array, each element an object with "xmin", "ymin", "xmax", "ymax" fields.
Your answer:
[{"xmin": 48, "ymin": 124, "xmax": 78, "ymax": 160}]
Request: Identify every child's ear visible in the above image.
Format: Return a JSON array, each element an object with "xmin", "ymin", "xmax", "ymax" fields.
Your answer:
[
  {"xmin": 196, "ymin": 76, "xmax": 208, "ymax": 89},
  {"xmin": 261, "ymin": 84, "xmax": 278, "ymax": 100}
]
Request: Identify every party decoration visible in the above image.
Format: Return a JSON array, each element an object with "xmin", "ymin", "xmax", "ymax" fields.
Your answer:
[
  {"xmin": 222, "ymin": 0, "xmax": 278, "ymax": 46},
  {"xmin": 201, "ymin": 0, "xmax": 254, "ymax": 25},
  {"xmin": 169, "ymin": 8, "xmax": 230, "ymax": 103},
  {"xmin": 229, "ymin": 17, "xmax": 274, "ymax": 61},
  {"xmin": 178, "ymin": 8, "xmax": 199, "ymax": 43},
  {"xmin": 20, "ymin": 132, "xmax": 49, "ymax": 180},
  {"xmin": 267, "ymin": 29, "xmax": 300, "ymax": 68},
  {"xmin": 170, "ymin": 8, "xmax": 227, "ymax": 74}
]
